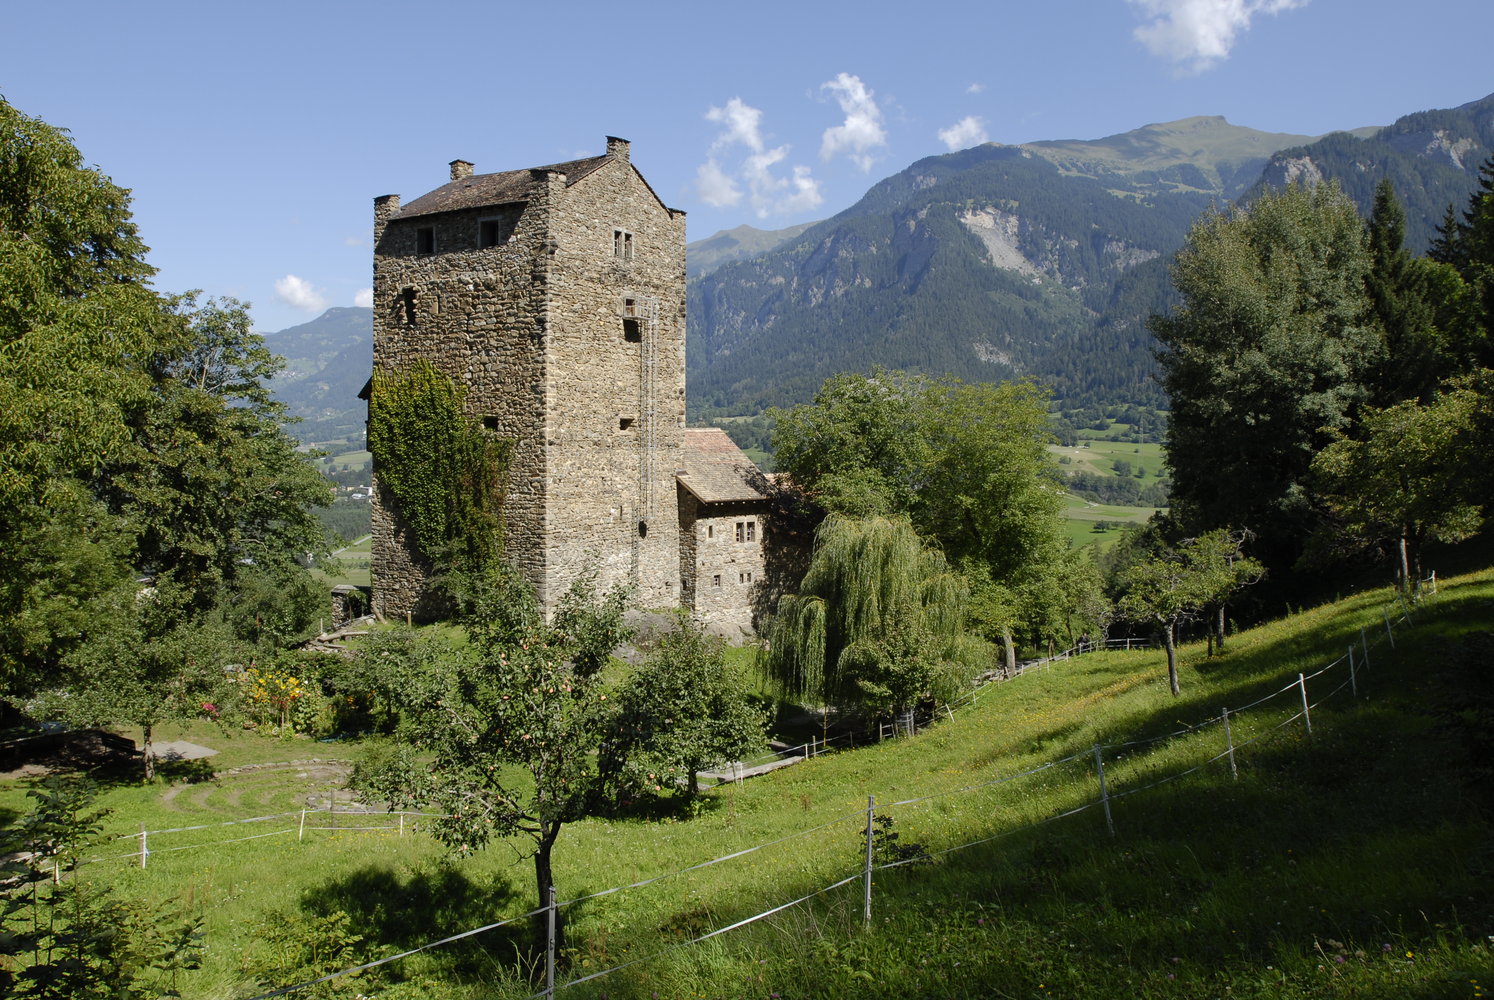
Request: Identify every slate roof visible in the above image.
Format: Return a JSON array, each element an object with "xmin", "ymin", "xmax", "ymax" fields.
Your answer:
[
  {"xmin": 677, "ymin": 428, "xmax": 768, "ymax": 504},
  {"xmin": 392, "ymin": 155, "xmax": 611, "ymax": 220}
]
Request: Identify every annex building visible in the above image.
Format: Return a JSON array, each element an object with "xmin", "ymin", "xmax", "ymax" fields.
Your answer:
[{"xmin": 368, "ymin": 138, "xmax": 768, "ymax": 635}]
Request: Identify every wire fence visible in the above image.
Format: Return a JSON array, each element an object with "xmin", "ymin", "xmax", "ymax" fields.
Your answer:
[{"xmin": 29, "ymin": 579, "xmax": 1434, "ymax": 998}]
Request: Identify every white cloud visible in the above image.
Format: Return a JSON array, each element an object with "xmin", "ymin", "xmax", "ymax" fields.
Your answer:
[
  {"xmin": 938, "ymin": 116, "xmax": 990, "ymax": 151},
  {"xmin": 819, "ymin": 72, "xmax": 888, "ymax": 171},
  {"xmin": 707, "ymin": 97, "xmax": 766, "ymax": 153},
  {"xmin": 1127, "ymin": 0, "xmax": 1309, "ymax": 73},
  {"xmin": 354, "ymin": 288, "xmax": 373, "ymax": 308},
  {"xmin": 696, "ymin": 158, "xmax": 742, "ymax": 208},
  {"xmin": 697, "ymin": 97, "xmax": 824, "ymax": 218},
  {"xmin": 274, "ymin": 274, "xmax": 327, "ymax": 312},
  {"xmin": 966, "ymin": 82, "xmax": 985, "ymax": 95},
  {"xmin": 343, "ymin": 236, "xmax": 366, "ymax": 247}
]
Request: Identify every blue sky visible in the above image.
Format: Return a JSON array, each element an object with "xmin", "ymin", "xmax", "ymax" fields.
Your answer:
[{"xmin": 6, "ymin": 0, "xmax": 1492, "ymax": 333}]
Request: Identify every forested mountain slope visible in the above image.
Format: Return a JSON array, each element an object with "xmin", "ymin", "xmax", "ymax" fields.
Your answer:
[{"xmin": 687, "ymin": 95, "xmax": 1494, "ymax": 419}]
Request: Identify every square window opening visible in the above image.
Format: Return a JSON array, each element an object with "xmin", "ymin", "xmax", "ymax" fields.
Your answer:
[
  {"xmin": 479, "ymin": 219, "xmax": 507, "ymax": 248},
  {"xmin": 622, "ymin": 317, "xmax": 642, "ymax": 342},
  {"xmin": 619, "ymin": 417, "xmax": 635, "ymax": 431},
  {"xmin": 416, "ymin": 227, "xmax": 435, "ymax": 254}
]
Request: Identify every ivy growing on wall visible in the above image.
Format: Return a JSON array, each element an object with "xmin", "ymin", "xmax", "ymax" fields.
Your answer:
[{"xmin": 367, "ymin": 361, "xmax": 510, "ymax": 574}]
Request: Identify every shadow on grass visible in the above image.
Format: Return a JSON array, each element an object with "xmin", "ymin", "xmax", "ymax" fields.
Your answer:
[
  {"xmin": 151, "ymin": 756, "xmax": 216, "ymax": 784},
  {"xmin": 295, "ymin": 860, "xmax": 529, "ymax": 982}
]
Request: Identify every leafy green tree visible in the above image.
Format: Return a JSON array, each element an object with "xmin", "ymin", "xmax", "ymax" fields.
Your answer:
[
  {"xmin": 1117, "ymin": 548, "xmax": 1199, "ymax": 697},
  {"xmin": 1184, "ymin": 528, "xmax": 1264, "ymax": 655},
  {"xmin": 600, "ymin": 615, "xmax": 768, "ymax": 802},
  {"xmin": 761, "ymin": 516, "xmax": 979, "ymax": 718},
  {"xmin": 770, "ymin": 371, "xmax": 1065, "ymax": 649},
  {"xmin": 0, "ymin": 96, "xmax": 162, "ymax": 694},
  {"xmin": 1153, "ymin": 182, "xmax": 1380, "ymax": 571},
  {"xmin": 352, "ymin": 567, "xmax": 631, "ymax": 943},
  {"xmin": 769, "ymin": 368, "xmax": 928, "ymax": 517},
  {"xmin": 0, "ymin": 98, "xmax": 331, "ymax": 707},
  {"xmin": 1309, "ymin": 381, "xmax": 1487, "ymax": 591}
]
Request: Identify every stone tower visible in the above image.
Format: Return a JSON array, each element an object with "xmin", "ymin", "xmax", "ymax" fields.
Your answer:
[{"xmin": 369, "ymin": 138, "xmax": 688, "ymax": 618}]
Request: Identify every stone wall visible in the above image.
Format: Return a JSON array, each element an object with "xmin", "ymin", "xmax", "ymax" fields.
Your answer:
[
  {"xmin": 370, "ymin": 141, "xmax": 686, "ymax": 618},
  {"xmin": 678, "ymin": 490, "xmax": 766, "ymax": 638}
]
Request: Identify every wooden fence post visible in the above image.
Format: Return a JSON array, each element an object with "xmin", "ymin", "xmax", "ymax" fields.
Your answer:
[
  {"xmin": 1094, "ymin": 744, "xmax": 1115, "ymax": 837},
  {"xmin": 139, "ymin": 824, "xmax": 148, "ymax": 870},
  {"xmin": 863, "ymin": 795, "xmax": 875, "ymax": 927},
  {"xmin": 1222, "ymin": 707, "xmax": 1238, "ymax": 781},
  {"xmin": 1298, "ymin": 673, "xmax": 1312, "ymax": 737},
  {"xmin": 299, "ymin": 809, "xmax": 306, "ymax": 842},
  {"xmin": 545, "ymin": 884, "xmax": 557, "ymax": 999}
]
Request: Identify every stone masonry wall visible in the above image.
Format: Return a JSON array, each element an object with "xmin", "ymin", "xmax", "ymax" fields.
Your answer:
[
  {"xmin": 370, "ymin": 143, "xmax": 686, "ymax": 618},
  {"xmin": 541, "ymin": 155, "xmax": 686, "ymax": 608},
  {"xmin": 371, "ymin": 188, "xmax": 551, "ymax": 618},
  {"xmin": 678, "ymin": 491, "xmax": 765, "ymax": 638}
]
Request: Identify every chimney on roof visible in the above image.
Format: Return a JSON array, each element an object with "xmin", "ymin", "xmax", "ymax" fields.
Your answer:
[
  {"xmin": 605, "ymin": 136, "xmax": 630, "ymax": 163},
  {"xmin": 450, "ymin": 159, "xmax": 474, "ymax": 181}
]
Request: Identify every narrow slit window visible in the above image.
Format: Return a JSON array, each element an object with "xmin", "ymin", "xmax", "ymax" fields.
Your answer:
[
  {"xmin": 706, "ymin": 525, "xmax": 714, "ymax": 539},
  {"xmin": 712, "ymin": 574, "xmax": 721, "ymax": 587},
  {"xmin": 401, "ymin": 288, "xmax": 417, "ymax": 326}
]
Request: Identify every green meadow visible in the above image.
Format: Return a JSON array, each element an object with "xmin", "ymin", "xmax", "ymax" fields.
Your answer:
[{"xmin": 5, "ymin": 570, "xmax": 1490, "ymax": 998}]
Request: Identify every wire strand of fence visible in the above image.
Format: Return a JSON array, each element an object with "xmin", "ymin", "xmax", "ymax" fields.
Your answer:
[
  {"xmin": 547, "ymin": 873, "xmax": 864, "ymax": 997},
  {"xmin": 147, "ymin": 828, "xmax": 297, "ymax": 855},
  {"xmin": 558, "ymin": 808, "xmax": 867, "ymax": 909},
  {"xmin": 242, "ymin": 901, "xmax": 552, "ymax": 1000},
  {"xmin": 884, "ymin": 752, "xmax": 1086, "ymax": 809}
]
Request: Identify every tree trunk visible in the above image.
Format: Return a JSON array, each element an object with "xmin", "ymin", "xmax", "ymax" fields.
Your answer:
[
  {"xmin": 1398, "ymin": 533, "xmax": 1411, "ymax": 595},
  {"xmin": 142, "ymin": 723, "xmax": 155, "ymax": 781},
  {"xmin": 533, "ymin": 828, "xmax": 564, "ymax": 955},
  {"xmin": 1001, "ymin": 627, "xmax": 1017, "ymax": 678},
  {"xmin": 1216, "ymin": 604, "xmax": 1227, "ymax": 651},
  {"xmin": 1164, "ymin": 622, "xmax": 1180, "ymax": 697}
]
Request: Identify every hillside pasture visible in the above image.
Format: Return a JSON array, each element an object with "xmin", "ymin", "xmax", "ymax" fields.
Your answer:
[{"xmin": 4, "ymin": 571, "xmax": 1490, "ymax": 998}]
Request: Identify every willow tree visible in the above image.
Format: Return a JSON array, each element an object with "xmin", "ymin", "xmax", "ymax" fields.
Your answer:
[{"xmin": 761, "ymin": 516, "xmax": 978, "ymax": 719}]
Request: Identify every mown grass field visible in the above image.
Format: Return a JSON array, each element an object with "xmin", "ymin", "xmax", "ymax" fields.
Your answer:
[
  {"xmin": 311, "ymin": 533, "xmax": 372, "ymax": 589},
  {"xmin": 5, "ymin": 571, "xmax": 1491, "ymax": 998}
]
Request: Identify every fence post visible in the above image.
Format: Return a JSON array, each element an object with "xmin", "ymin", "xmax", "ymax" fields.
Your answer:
[
  {"xmin": 399, "ymin": 812, "xmax": 405, "ymax": 838},
  {"xmin": 1430, "ymin": 570, "xmax": 1437, "ymax": 595},
  {"xmin": 299, "ymin": 809, "xmax": 306, "ymax": 842},
  {"xmin": 1383, "ymin": 609, "xmax": 1395, "ymax": 649},
  {"xmin": 1360, "ymin": 626, "xmax": 1371, "ymax": 669},
  {"xmin": 863, "ymin": 795, "xmax": 875, "ymax": 927},
  {"xmin": 329, "ymin": 788, "xmax": 336, "ymax": 833},
  {"xmin": 1093, "ymin": 744, "xmax": 1115, "ymax": 837},
  {"xmin": 1348, "ymin": 646, "xmax": 1357, "ymax": 700},
  {"xmin": 54, "ymin": 860, "xmax": 61, "ymax": 884},
  {"xmin": 545, "ymin": 884, "xmax": 557, "ymax": 999},
  {"xmin": 1222, "ymin": 707, "xmax": 1238, "ymax": 781},
  {"xmin": 1297, "ymin": 673, "xmax": 1312, "ymax": 737},
  {"xmin": 139, "ymin": 824, "xmax": 148, "ymax": 870}
]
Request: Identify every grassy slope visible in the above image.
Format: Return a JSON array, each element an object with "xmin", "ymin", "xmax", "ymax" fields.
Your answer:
[{"xmin": 6, "ymin": 573, "xmax": 1491, "ymax": 998}]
